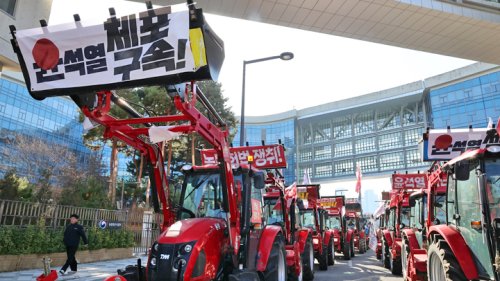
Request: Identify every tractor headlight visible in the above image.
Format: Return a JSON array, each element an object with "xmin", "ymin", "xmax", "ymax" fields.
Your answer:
[
  {"xmin": 184, "ymin": 244, "xmax": 192, "ymax": 253},
  {"xmin": 313, "ymin": 238, "xmax": 319, "ymax": 245},
  {"xmin": 150, "ymin": 257, "xmax": 157, "ymax": 268},
  {"xmin": 334, "ymin": 238, "xmax": 338, "ymax": 243},
  {"xmin": 173, "ymin": 258, "xmax": 187, "ymax": 271},
  {"xmin": 192, "ymin": 250, "xmax": 206, "ymax": 278}
]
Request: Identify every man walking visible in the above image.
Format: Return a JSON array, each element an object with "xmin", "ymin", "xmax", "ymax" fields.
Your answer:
[{"xmin": 60, "ymin": 214, "xmax": 88, "ymax": 275}]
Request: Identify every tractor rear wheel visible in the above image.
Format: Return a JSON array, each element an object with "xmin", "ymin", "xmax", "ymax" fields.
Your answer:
[
  {"xmin": 318, "ymin": 243, "xmax": 328, "ymax": 271},
  {"xmin": 350, "ymin": 239, "xmax": 355, "ymax": 257},
  {"xmin": 343, "ymin": 238, "xmax": 351, "ymax": 260},
  {"xmin": 427, "ymin": 239, "xmax": 467, "ymax": 281},
  {"xmin": 301, "ymin": 235, "xmax": 314, "ymax": 281},
  {"xmin": 263, "ymin": 235, "xmax": 287, "ymax": 281},
  {"xmin": 359, "ymin": 238, "xmax": 366, "ymax": 254},
  {"xmin": 382, "ymin": 239, "xmax": 391, "ymax": 269},
  {"xmin": 327, "ymin": 238, "xmax": 335, "ymax": 266}
]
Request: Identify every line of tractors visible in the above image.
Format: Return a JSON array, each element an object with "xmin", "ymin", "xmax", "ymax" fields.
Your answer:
[{"xmin": 374, "ymin": 124, "xmax": 500, "ymax": 281}]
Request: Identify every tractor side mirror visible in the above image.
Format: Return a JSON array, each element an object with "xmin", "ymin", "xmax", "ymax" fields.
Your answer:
[
  {"xmin": 455, "ymin": 160, "xmax": 470, "ymax": 181},
  {"xmin": 400, "ymin": 223, "xmax": 406, "ymax": 229},
  {"xmin": 433, "ymin": 218, "xmax": 441, "ymax": 225},
  {"xmin": 253, "ymin": 171, "xmax": 265, "ymax": 189}
]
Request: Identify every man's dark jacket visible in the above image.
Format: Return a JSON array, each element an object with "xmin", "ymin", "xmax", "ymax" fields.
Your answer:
[{"xmin": 63, "ymin": 223, "xmax": 88, "ymax": 247}]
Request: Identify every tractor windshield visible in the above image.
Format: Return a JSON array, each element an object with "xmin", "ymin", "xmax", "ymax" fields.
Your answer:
[
  {"xmin": 180, "ymin": 172, "xmax": 225, "ymax": 219},
  {"xmin": 434, "ymin": 194, "xmax": 446, "ymax": 224},
  {"xmin": 485, "ymin": 159, "xmax": 500, "ymax": 221},
  {"xmin": 400, "ymin": 207, "xmax": 411, "ymax": 227},
  {"xmin": 300, "ymin": 210, "xmax": 316, "ymax": 230},
  {"xmin": 327, "ymin": 216, "xmax": 341, "ymax": 230},
  {"xmin": 264, "ymin": 197, "xmax": 284, "ymax": 226}
]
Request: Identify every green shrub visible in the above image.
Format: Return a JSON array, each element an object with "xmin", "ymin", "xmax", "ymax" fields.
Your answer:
[{"xmin": 0, "ymin": 226, "xmax": 135, "ymax": 255}]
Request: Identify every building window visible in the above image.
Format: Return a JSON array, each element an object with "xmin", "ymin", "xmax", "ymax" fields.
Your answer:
[
  {"xmin": 380, "ymin": 152, "xmax": 404, "ymax": 171},
  {"xmin": 356, "ymin": 155, "xmax": 378, "ymax": 173},
  {"xmin": 18, "ymin": 111, "xmax": 26, "ymax": 121},
  {"xmin": 0, "ymin": 104, "xmax": 5, "ymax": 114},
  {"xmin": 315, "ymin": 163, "xmax": 332, "ymax": 178},
  {"xmin": 300, "ymin": 149, "xmax": 312, "ymax": 162},
  {"xmin": 334, "ymin": 159, "xmax": 353, "ymax": 175},
  {"xmin": 0, "ymin": 0, "xmax": 16, "ymax": 16},
  {"xmin": 314, "ymin": 145, "xmax": 332, "ymax": 160},
  {"xmin": 354, "ymin": 112, "xmax": 374, "ymax": 135},
  {"xmin": 301, "ymin": 126, "xmax": 312, "ymax": 144},
  {"xmin": 333, "ymin": 117, "xmax": 351, "ymax": 139},
  {"xmin": 313, "ymin": 122, "xmax": 331, "ymax": 143},
  {"xmin": 355, "ymin": 137, "xmax": 376, "ymax": 154},
  {"xmin": 377, "ymin": 109, "xmax": 400, "ymax": 130},
  {"xmin": 404, "ymin": 128, "xmax": 421, "ymax": 146},
  {"xmin": 406, "ymin": 149, "xmax": 423, "ymax": 167},
  {"xmin": 379, "ymin": 132, "xmax": 402, "ymax": 150},
  {"xmin": 334, "ymin": 141, "xmax": 352, "ymax": 157},
  {"xmin": 37, "ymin": 118, "xmax": 44, "ymax": 127}
]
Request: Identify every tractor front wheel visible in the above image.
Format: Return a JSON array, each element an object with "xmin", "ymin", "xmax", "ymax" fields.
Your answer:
[
  {"xmin": 263, "ymin": 235, "xmax": 288, "ymax": 281},
  {"xmin": 427, "ymin": 239, "xmax": 467, "ymax": 281},
  {"xmin": 343, "ymin": 238, "xmax": 351, "ymax": 260},
  {"xmin": 382, "ymin": 239, "xmax": 391, "ymax": 269},
  {"xmin": 390, "ymin": 249, "xmax": 402, "ymax": 275},
  {"xmin": 401, "ymin": 237, "xmax": 410, "ymax": 280},
  {"xmin": 318, "ymin": 243, "xmax": 328, "ymax": 271},
  {"xmin": 301, "ymin": 235, "xmax": 314, "ymax": 281},
  {"xmin": 350, "ymin": 239, "xmax": 355, "ymax": 258},
  {"xmin": 327, "ymin": 238, "xmax": 335, "ymax": 266}
]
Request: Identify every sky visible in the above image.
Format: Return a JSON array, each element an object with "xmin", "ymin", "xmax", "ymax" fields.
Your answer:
[
  {"xmin": 48, "ymin": 0, "xmax": 473, "ymax": 212},
  {"xmin": 49, "ymin": 0, "xmax": 474, "ymax": 118}
]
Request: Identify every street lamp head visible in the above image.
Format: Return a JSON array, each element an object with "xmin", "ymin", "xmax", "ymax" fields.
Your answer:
[{"xmin": 280, "ymin": 52, "xmax": 294, "ymax": 61}]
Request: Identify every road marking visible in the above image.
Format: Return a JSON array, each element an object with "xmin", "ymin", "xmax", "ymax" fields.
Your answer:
[{"xmin": 348, "ymin": 260, "xmax": 353, "ymax": 267}]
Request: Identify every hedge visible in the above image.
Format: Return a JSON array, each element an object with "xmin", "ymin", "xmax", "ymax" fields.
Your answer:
[{"xmin": 0, "ymin": 226, "xmax": 134, "ymax": 255}]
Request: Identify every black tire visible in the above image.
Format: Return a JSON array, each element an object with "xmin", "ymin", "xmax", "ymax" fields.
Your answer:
[
  {"xmin": 318, "ymin": 242, "xmax": 328, "ymax": 271},
  {"xmin": 390, "ymin": 248, "xmax": 402, "ymax": 275},
  {"xmin": 287, "ymin": 257, "xmax": 303, "ymax": 281},
  {"xmin": 350, "ymin": 238, "xmax": 355, "ymax": 258},
  {"xmin": 327, "ymin": 238, "xmax": 335, "ymax": 266},
  {"xmin": 301, "ymin": 235, "xmax": 314, "ymax": 281},
  {"xmin": 427, "ymin": 239, "xmax": 467, "ymax": 281},
  {"xmin": 263, "ymin": 235, "xmax": 288, "ymax": 281},
  {"xmin": 343, "ymin": 238, "xmax": 351, "ymax": 260},
  {"xmin": 382, "ymin": 239, "xmax": 391, "ymax": 269},
  {"xmin": 359, "ymin": 238, "xmax": 366, "ymax": 254},
  {"xmin": 401, "ymin": 237, "xmax": 410, "ymax": 280}
]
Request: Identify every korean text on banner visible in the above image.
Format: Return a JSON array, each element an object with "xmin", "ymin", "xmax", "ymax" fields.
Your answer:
[{"xmin": 391, "ymin": 174, "xmax": 427, "ymax": 190}]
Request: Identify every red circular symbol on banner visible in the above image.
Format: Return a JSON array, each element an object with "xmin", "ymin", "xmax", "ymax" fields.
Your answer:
[
  {"xmin": 435, "ymin": 134, "xmax": 452, "ymax": 149},
  {"xmin": 32, "ymin": 38, "xmax": 59, "ymax": 70}
]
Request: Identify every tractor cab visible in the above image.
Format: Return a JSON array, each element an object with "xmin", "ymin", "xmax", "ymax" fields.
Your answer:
[
  {"xmin": 345, "ymin": 198, "xmax": 367, "ymax": 254},
  {"xmin": 319, "ymin": 196, "xmax": 354, "ymax": 259}
]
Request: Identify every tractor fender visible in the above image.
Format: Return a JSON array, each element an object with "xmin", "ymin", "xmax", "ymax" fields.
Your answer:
[
  {"xmin": 256, "ymin": 225, "xmax": 283, "ymax": 272},
  {"xmin": 401, "ymin": 229, "xmax": 420, "ymax": 252},
  {"xmin": 428, "ymin": 225, "xmax": 479, "ymax": 280},
  {"xmin": 345, "ymin": 229, "xmax": 354, "ymax": 243},
  {"xmin": 323, "ymin": 230, "xmax": 333, "ymax": 246},
  {"xmin": 296, "ymin": 228, "xmax": 312, "ymax": 254},
  {"xmin": 382, "ymin": 229, "xmax": 393, "ymax": 248}
]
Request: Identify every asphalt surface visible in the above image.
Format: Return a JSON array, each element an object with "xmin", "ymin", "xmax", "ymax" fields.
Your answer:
[
  {"xmin": 313, "ymin": 250, "xmax": 403, "ymax": 281},
  {"xmin": 0, "ymin": 251, "xmax": 402, "ymax": 281}
]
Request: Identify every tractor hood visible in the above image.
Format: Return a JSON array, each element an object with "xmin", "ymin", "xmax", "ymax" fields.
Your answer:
[{"xmin": 158, "ymin": 218, "xmax": 227, "ymax": 244}]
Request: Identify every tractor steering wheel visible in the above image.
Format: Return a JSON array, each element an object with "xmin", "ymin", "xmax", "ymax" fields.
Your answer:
[{"xmin": 180, "ymin": 207, "xmax": 196, "ymax": 218}]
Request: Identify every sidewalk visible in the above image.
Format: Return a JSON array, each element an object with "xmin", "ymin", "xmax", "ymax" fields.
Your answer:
[{"xmin": 0, "ymin": 256, "xmax": 147, "ymax": 281}]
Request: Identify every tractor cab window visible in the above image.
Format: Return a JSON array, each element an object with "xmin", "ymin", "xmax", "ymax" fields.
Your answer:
[
  {"xmin": 485, "ymin": 159, "xmax": 500, "ymax": 221},
  {"xmin": 434, "ymin": 194, "xmax": 446, "ymax": 225},
  {"xmin": 388, "ymin": 208, "xmax": 396, "ymax": 231},
  {"xmin": 327, "ymin": 216, "xmax": 341, "ymax": 230},
  {"xmin": 300, "ymin": 210, "xmax": 316, "ymax": 230},
  {"xmin": 411, "ymin": 197, "xmax": 423, "ymax": 229},
  {"xmin": 400, "ymin": 207, "xmax": 411, "ymax": 228},
  {"xmin": 180, "ymin": 172, "xmax": 225, "ymax": 219},
  {"xmin": 264, "ymin": 197, "xmax": 284, "ymax": 226},
  {"xmin": 347, "ymin": 218, "xmax": 356, "ymax": 230},
  {"xmin": 233, "ymin": 173, "xmax": 265, "ymax": 227}
]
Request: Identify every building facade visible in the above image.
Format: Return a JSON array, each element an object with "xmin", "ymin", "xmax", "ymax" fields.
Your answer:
[{"xmin": 238, "ymin": 63, "xmax": 500, "ymax": 184}]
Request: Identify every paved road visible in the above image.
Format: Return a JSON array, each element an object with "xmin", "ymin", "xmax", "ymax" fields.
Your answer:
[
  {"xmin": 0, "ymin": 251, "xmax": 402, "ymax": 281},
  {"xmin": 313, "ymin": 251, "xmax": 402, "ymax": 281}
]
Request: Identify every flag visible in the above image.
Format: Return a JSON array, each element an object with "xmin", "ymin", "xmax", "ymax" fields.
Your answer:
[
  {"xmin": 496, "ymin": 116, "xmax": 500, "ymax": 137},
  {"xmin": 284, "ymin": 182, "xmax": 297, "ymax": 200},
  {"xmin": 355, "ymin": 164, "xmax": 362, "ymax": 194},
  {"xmin": 303, "ymin": 169, "xmax": 311, "ymax": 184}
]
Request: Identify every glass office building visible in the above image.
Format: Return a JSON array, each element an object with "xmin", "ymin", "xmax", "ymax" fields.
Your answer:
[
  {"xmin": 0, "ymin": 73, "xmax": 130, "ymax": 179},
  {"xmin": 428, "ymin": 70, "xmax": 500, "ymax": 129}
]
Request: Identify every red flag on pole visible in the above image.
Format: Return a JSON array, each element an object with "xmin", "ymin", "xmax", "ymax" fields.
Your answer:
[{"xmin": 355, "ymin": 164, "xmax": 362, "ymax": 194}]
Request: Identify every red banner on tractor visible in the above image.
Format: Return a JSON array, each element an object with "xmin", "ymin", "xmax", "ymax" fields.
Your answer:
[
  {"xmin": 318, "ymin": 196, "xmax": 344, "ymax": 213},
  {"xmin": 391, "ymin": 174, "xmax": 427, "ymax": 190},
  {"xmin": 200, "ymin": 144, "xmax": 287, "ymax": 169}
]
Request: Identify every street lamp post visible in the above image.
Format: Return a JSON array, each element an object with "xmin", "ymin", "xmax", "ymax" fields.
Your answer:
[{"xmin": 239, "ymin": 52, "xmax": 294, "ymax": 146}]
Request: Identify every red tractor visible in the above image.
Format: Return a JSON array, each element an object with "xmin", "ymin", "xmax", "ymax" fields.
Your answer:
[
  {"xmin": 296, "ymin": 185, "xmax": 331, "ymax": 271},
  {"xmin": 345, "ymin": 198, "xmax": 367, "ymax": 255},
  {"xmin": 420, "ymin": 124, "xmax": 500, "ymax": 281},
  {"xmin": 201, "ymin": 144, "xmax": 306, "ymax": 280},
  {"xmin": 10, "ymin": 2, "xmax": 291, "ymax": 280},
  {"xmin": 381, "ymin": 173, "xmax": 425, "ymax": 275},
  {"xmin": 319, "ymin": 196, "xmax": 354, "ymax": 260},
  {"xmin": 400, "ymin": 162, "xmax": 447, "ymax": 281}
]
